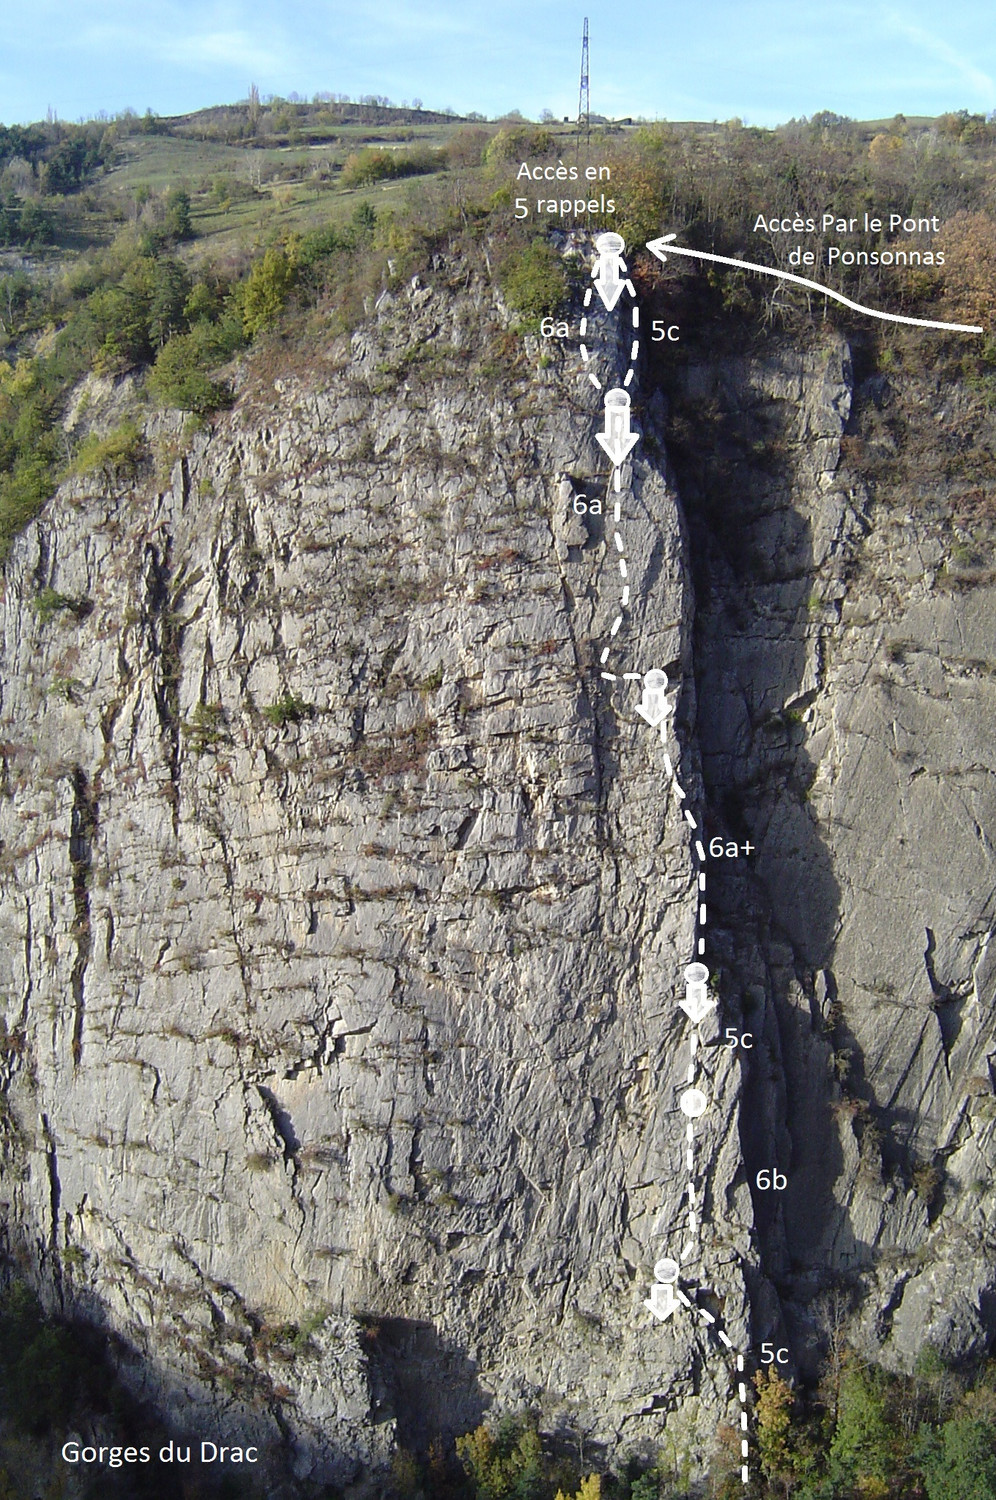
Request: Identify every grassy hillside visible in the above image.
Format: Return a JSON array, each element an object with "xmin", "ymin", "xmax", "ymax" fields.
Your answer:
[{"xmin": 100, "ymin": 115, "xmax": 484, "ymax": 259}]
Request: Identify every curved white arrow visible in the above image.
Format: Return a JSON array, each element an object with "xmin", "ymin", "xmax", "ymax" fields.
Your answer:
[{"xmin": 646, "ymin": 234, "xmax": 984, "ymax": 334}]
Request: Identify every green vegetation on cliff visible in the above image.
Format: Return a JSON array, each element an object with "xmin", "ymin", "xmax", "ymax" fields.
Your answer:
[
  {"xmin": 2, "ymin": 99, "xmax": 994, "ymax": 562},
  {"xmin": 1, "ymin": 90, "xmax": 996, "ymax": 1500}
]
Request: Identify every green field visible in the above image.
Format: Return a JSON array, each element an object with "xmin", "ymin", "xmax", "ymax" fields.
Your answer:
[
  {"xmin": 94, "ymin": 114, "xmax": 583, "ymax": 262},
  {"xmin": 0, "ymin": 101, "xmax": 608, "ymax": 272}
]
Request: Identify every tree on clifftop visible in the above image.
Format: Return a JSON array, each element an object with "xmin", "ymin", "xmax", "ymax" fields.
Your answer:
[{"xmin": 940, "ymin": 211, "xmax": 996, "ymax": 329}]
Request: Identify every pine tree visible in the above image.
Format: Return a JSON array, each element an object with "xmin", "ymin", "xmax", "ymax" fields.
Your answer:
[
  {"xmin": 829, "ymin": 1365, "xmax": 892, "ymax": 1497},
  {"xmin": 920, "ymin": 1416, "xmax": 996, "ymax": 1500}
]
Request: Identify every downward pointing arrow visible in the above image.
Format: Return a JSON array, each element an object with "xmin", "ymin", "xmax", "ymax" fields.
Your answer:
[
  {"xmin": 644, "ymin": 1283, "xmax": 677, "ymax": 1322},
  {"xmin": 679, "ymin": 993, "xmax": 717, "ymax": 1025},
  {"xmin": 591, "ymin": 232, "xmax": 634, "ymax": 310},
  {"xmin": 595, "ymin": 430, "xmax": 639, "ymax": 466},
  {"xmin": 593, "ymin": 273, "xmax": 625, "ymax": 311},
  {"xmin": 635, "ymin": 701, "xmax": 664, "ymax": 726},
  {"xmin": 596, "ymin": 389, "xmax": 639, "ymax": 468}
]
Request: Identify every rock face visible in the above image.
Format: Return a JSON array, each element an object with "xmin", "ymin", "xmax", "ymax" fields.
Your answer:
[
  {"xmin": 667, "ymin": 331, "xmax": 996, "ymax": 1375},
  {"xmin": 0, "ymin": 264, "xmax": 752, "ymax": 1488},
  {"xmin": 1, "ymin": 251, "xmax": 994, "ymax": 1489}
]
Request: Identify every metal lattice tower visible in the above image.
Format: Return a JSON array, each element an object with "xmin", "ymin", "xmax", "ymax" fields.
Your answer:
[{"xmin": 577, "ymin": 17, "xmax": 590, "ymax": 153}]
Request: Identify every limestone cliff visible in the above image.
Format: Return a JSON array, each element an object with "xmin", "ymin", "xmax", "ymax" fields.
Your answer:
[
  {"xmin": 0, "ymin": 260, "xmax": 749, "ymax": 1490},
  {"xmin": 667, "ymin": 330, "xmax": 996, "ymax": 1377},
  {"xmin": 0, "ymin": 250, "xmax": 994, "ymax": 1492}
]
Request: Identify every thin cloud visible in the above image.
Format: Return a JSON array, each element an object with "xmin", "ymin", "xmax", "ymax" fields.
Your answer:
[
  {"xmin": 341, "ymin": 0, "xmax": 480, "ymax": 40},
  {"xmin": 886, "ymin": 10, "xmax": 995, "ymax": 102},
  {"xmin": 159, "ymin": 28, "xmax": 293, "ymax": 75},
  {"xmin": 52, "ymin": 2, "xmax": 299, "ymax": 78}
]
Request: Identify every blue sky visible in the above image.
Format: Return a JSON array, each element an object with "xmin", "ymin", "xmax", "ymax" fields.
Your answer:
[{"xmin": 1, "ymin": 0, "xmax": 993, "ymax": 126}]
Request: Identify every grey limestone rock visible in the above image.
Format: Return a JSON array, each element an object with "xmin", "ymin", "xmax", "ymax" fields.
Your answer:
[
  {"xmin": 2, "ymin": 252, "xmax": 995, "ymax": 1486},
  {"xmin": 0, "ymin": 261, "xmax": 750, "ymax": 1483}
]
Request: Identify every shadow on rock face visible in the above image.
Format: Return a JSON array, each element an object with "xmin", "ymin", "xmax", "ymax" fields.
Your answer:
[
  {"xmin": 6, "ymin": 1272, "xmax": 391, "ymax": 1498},
  {"xmin": 664, "ymin": 343, "xmax": 855, "ymax": 1371},
  {"xmin": 364, "ymin": 1316, "xmax": 489, "ymax": 1451}
]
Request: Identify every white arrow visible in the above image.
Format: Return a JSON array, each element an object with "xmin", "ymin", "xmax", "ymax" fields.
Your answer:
[
  {"xmin": 592, "ymin": 231, "xmax": 635, "ymax": 311},
  {"xmin": 679, "ymin": 992, "xmax": 717, "ymax": 1025},
  {"xmin": 593, "ymin": 264, "xmax": 636, "ymax": 311},
  {"xmin": 644, "ymin": 1282, "xmax": 677, "ymax": 1322},
  {"xmin": 680, "ymin": 961, "xmax": 715, "ymax": 1024},
  {"xmin": 645, "ymin": 233, "xmax": 984, "ymax": 335},
  {"xmin": 595, "ymin": 388, "xmax": 639, "ymax": 467},
  {"xmin": 644, "ymin": 232, "xmax": 678, "ymax": 261},
  {"xmin": 635, "ymin": 669, "xmax": 671, "ymax": 727},
  {"xmin": 595, "ymin": 429, "xmax": 639, "ymax": 465},
  {"xmin": 594, "ymin": 275, "xmax": 624, "ymax": 311}
]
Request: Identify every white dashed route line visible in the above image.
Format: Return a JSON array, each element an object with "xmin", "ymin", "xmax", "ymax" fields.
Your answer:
[
  {"xmin": 580, "ymin": 276, "xmax": 639, "ymax": 679},
  {"xmin": 578, "ymin": 235, "xmax": 747, "ymax": 1484}
]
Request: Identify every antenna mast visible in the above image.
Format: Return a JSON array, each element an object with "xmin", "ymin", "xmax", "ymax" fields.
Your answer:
[{"xmin": 577, "ymin": 17, "xmax": 590, "ymax": 154}]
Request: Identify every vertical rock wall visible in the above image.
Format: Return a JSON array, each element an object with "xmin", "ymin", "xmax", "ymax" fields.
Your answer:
[
  {"xmin": 0, "ymin": 261, "xmax": 755, "ymax": 1486},
  {"xmin": 4, "ymin": 249, "xmax": 989, "ymax": 1491},
  {"xmin": 670, "ymin": 332, "xmax": 996, "ymax": 1376}
]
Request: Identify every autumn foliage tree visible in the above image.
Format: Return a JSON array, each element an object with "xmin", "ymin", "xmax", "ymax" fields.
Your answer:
[
  {"xmin": 554, "ymin": 1478, "xmax": 600, "ymax": 1500},
  {"xmin": 939, "ymin": 211, "xmax": 996, "ymax": 329},
  {"xmin": 755, "ymin": 1369, "xmax": 796, "ymax": 1495}
]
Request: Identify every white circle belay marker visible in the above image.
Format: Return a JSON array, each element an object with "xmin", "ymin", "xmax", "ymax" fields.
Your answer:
[{"xmin": 680, "ymin": 1087, "xmax": 709, "ymax": 1119}]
